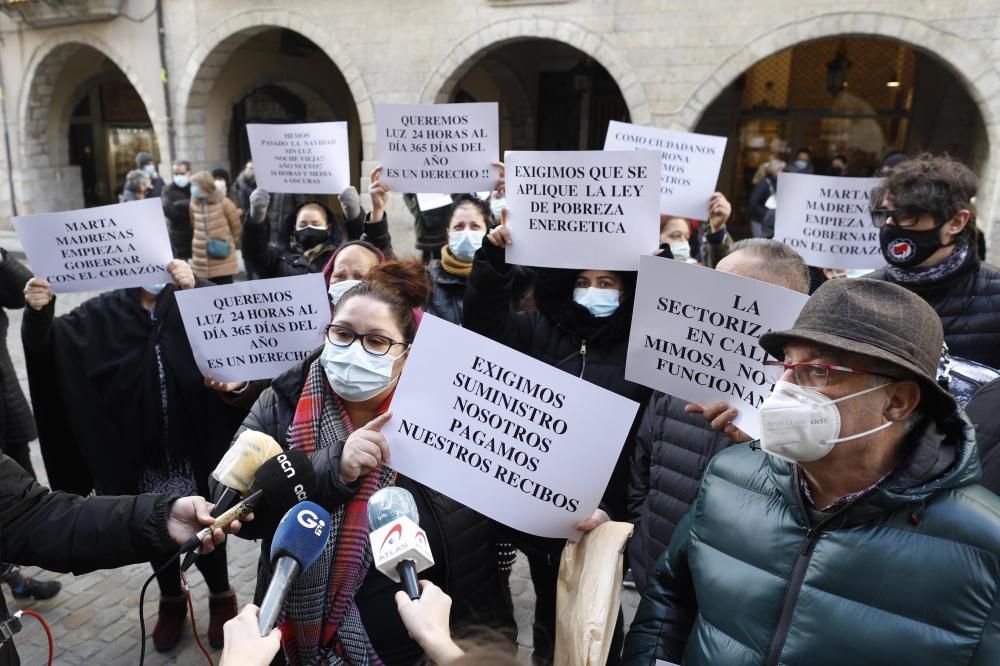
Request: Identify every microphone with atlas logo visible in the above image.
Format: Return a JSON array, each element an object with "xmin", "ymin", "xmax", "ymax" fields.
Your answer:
[
  {"xmin": 367, "ymin": 487, "xmax": 434, "ymax": 600},
  {"xmin": 257, "ymin": 501, "xmax": 332, "ymax": 637}
]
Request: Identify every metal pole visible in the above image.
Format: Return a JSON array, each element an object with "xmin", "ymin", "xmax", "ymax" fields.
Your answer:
[{"xmin": 155, "ymin": 0, "xmax": 176, "ymax": 161}]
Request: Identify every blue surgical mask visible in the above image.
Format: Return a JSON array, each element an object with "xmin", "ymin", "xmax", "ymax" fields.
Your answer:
[
  {"xmin": 490, "ymin": 197, "xmax": 505, "ymax": 220},
  {"xmin": 448, "ymin": 230, "xmax": 485, "ymax": 262},
  {"xmin": 142, "ymin": 283, "xmax": 168, "ymax": 296},
  {"xmin": 173, "ymin": 174, "xmax": 189, "ymax": 188},
  {"xmin": 190, "ymin": 185, "xmax": 202, "ymax": 200},
  {"xmin": 669, "ymin": 241, "xmax": 691, "ymax": 262},
  {"xmin": 144, "ymin": 164, "xmax": 157, "ymax": 176},
  {"xmin": 573, "ymin": 287, "xmax": 621, "ymax": 318},
  {"xmin": 328, "ymin": 279, "xmax": 362, "ymax": 306},
  {"xmin": 793, "ymin": 160, "xmax": 808, "ymax": 171},
  {"xmin": 319, "ymin": 340, "xmax": 404, "ymax": 402}
]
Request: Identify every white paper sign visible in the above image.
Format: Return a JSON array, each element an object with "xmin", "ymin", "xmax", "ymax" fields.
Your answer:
[
  {"xmin": 376, "ymin": 102, "xmax": 499, "ymax": 193},
  {"xmin": 415, "ymin": 193, "xmax": 453, "ymax": 211},
  {"xmin": 175, "ymin": 273, "xmax": 329, "ymax": 382},
  {"xmin": 384, "ymin": 315, "xmax": 640, "ymax": 539},
  {"xmin": 13, "ymin": 198, "xmax": 172, "ymax": 293},
  {"xmin": 504, "ymin": 150, "xmax": 660, "ymax": 270},
  {"xmin": 604, "ymin": 121, "xmax": 727, "ymax": 220},
  {"xmin": 246, "ymin": 122, "xmax": 350, "ymax": 194},
  {"xmin": 774, "ymin": 172, "xmax": 884, "ymax": 270},
  {"xmin": 625, "ymin": 256, "xmax": 808, "ymax": 439}
]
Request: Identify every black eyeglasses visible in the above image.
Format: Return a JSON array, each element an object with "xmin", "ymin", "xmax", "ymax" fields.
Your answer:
[
  {"xmin": 326, "ymin": 324, "xmax": 409, "ymax": 357},
  {"xmin": 870, "ymin": 206, "xmax": 938, "ymax": 229}
]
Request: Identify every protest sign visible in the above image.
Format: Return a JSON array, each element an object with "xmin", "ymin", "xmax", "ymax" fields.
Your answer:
[
  {"xmin": 504, "ymin": 150, "xmax": 660, "ymax": 270},
  {"xmin": 13, "ymin": 197, "xmax": 172, "ymax": 293},
  {"xmin": 384, "ymin": 314, "xmax": 640, "ymax": 539},
  {"xmin": 376, "ymin": 102, "xmax": 499, "ymax": 192},
  {"xmin": 774, "ymin": 172, "xmax": 883, "ymax": 269},
  {"xmin": 603, "ymin": 120, "xmax": 727, "ymax": 220},
  {"xmin": 246, "ymin": 122, "xmax": 350, "ymax": 194},
  {"xmin": 415, "ymin": 192, "xmax": 453, "ymax": 211},
  {"xmin": 625, "ymin": 255, "xmax": 808, "ymax": 439},
  {"xmin": 175, "ymin": 273, "xmax": 329, "ymax": 382}
]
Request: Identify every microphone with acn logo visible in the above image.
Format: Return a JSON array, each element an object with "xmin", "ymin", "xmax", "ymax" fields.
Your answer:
[
  {"xmin": 181, "ymin": 448, "xmax": 317, "ymax": 572},
  {"xmin": 210, "ymin": 431, "xmax": 284, "ymax": 516},
  {"xmin": 367, "ymin": 487, "xmax": 434, "ymax": 600},
  {"xmin": 257, "ymin": 501, "xmax": 332, "ymax": 637}
]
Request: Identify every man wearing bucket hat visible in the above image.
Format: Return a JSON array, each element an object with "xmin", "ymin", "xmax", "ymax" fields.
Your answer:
[{"xmin": 623, "ymin": 278, "xmax": 1000, "ymax": 666}]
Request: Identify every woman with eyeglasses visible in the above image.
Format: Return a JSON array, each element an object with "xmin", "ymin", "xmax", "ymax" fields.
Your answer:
[
  {"xmin": 866, "ymin": 154, "xmax": 1000, "ymax": 369},
  {"xmin": 228, "ymin": 260, "xmax": 515, "ymax": 665}
]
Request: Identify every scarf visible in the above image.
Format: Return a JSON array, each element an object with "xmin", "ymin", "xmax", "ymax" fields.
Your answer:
[
  {"xmin": 279, "ymin": 359, "xmax": 397, "ymax": 665},
  {"xmin": 886, "ymin": 240, "xmax": 970, "ymax": 285},
  {"xmin": 440, "ymin": 245, "xmax": 473, "ymax": 278}
]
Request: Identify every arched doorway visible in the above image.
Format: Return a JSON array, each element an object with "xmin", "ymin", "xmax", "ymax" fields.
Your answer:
[
  {"xmin": 694, "ymin": 36, "xmax": 989, "ymax": 237},
  {"xmin": 442, "ymin": 39, "xmax": 630, "ymax": 152},
  {"xmin": 22, "ymin": 43, "xmax": 158, "ymax": 210},
  {"xmin": 180, "ymin": 27, "xmax": 362, "ymax": 189}
]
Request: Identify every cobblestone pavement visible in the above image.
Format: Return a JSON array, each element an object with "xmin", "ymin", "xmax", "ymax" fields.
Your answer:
[{"xmin": 5, "ymin": 284, "xmax": 639, "ymax": 665}]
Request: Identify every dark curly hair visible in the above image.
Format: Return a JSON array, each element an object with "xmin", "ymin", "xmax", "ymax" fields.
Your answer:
[
  {"xmin": 870, "ymin": 153, "xmax": 978, "ymax": 242},
  {"xmin": 336, "ymin": 259, "xmax": 430, "ymax": 341}
]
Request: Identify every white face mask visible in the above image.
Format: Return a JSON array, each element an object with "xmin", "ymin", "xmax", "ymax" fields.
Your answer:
[
  {"xmin": 142, "ymin": 283, "xmax": 168, "ymax": 296},
  {"xmin": 447, "ymin": 230, "xmax": 485, "ymax": 262},
  {"xmin": 572, "ymin": 287, "xmax": 621, "ymax": 318},
  {"xmin": 490, "ymin": 197, "xmax": 506, "ymax": 220},
  {"xmin": 319, "ymin": 339, "xmax": 403, "ymax": 402},
  {"xmin": 758, "ymin": 380, "xmax": 894, "ymax": 463},
  {"xmin": 669, "ymin": 240, "xmax": 691, "ymax": 262},
  {"xmin": 328, "ymin": 279, "xmax": 362, "ymax": 306},
  {"xmin": 214, "ymin": 179, "xmax": 227, "ymax": 193}
]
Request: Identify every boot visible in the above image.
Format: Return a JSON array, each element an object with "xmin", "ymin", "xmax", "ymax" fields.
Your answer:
[
  {"xmin": 9, "ymin": 576, "xmax": 61, "ymax": 600},
  {"xmin": 152, "ymin": 594, "xmax": 187, "ymax": 653},
  {"xmin": 208, "ymin": 588, "xmax": 238, "ymax": 649}
]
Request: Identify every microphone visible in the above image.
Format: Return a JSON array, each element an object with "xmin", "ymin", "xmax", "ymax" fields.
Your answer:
[
  {"xmin": 210, "ymin": 431, "xmax": 285, "ymax": 516},
  {"xmin": 367, "ymin": 487, "xmax": 434, "ymax": 600},
  {"xmin": 181, "ymin": 448, "xmax": 317, "ymax": 571},
  {"xmin": 257, "ymin": 501, "xmax": 332, "ymax": 637}
]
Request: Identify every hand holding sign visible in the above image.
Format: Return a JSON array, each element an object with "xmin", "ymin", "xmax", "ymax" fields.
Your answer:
[
  {"xmin": 684, "ymin": 401, "xmax": 751, "ymax": 443},
  {"xmin": 369, "ymin": 165, "xmax": 391, "ymax": 224},
  {"xmin": 707, "ymin": 192, "xmax": 732, "ymax": 233},
  {"xmin": 24, "ymin": 277, "xmax": 53, "ymax": 311},
  {"xmin": 167, "ymin": 259, "xmax": 195, "ymax": 290},
  {"xmin": 341, "ymin": 411, "xmax": 393, "ymax": 483},
  {"xmin": 486, "ymin": 208, "xmax": 513, "ymax": 248}
]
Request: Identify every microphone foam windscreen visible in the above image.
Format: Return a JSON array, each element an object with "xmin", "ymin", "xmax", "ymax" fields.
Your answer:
[
  {"xmin": 212, "ymin": 431, "xmax": 283, "ymax": 493},
  {"xmin": 269, "ymin": 501, "xmax": 331, "ymax": 570},
  {"xmin": 367, "ymin": 487, "xmax": 420, "ymax": 531},
  {"xmin": 253, "ymin": 449, "xmax": 318, "ymax": 518}
]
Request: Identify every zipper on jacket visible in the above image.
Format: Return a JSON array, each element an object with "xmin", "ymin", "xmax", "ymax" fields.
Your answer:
[{"xmin": 578, "ymin": 339, "xmax": 588, "ymax": 378}]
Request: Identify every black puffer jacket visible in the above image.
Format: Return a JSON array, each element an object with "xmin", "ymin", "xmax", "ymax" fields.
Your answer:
[
  {"xmin": 426, "ymin": 262, "xmax": 467, "ymax": 325},
  {"xmin": 868, "ymin": 251, "xmax": 1000, "ymax": 369},
  {"xmin": 161, "ymin": 182, "xmax": 193, "ymax": 259},
  {"xmin": 0, "ymin": 251, "xmax": 36, "ymax": 447},
  {"xmin": 463, "ymin": 241, "xmax": 651, "ymax": 520},
  {"xmin": 231, "ymin": 350, "xmax": 514, "ymax": 659},
  {"xmin": 965, "ymin": 377, "xmax": 1000, "ymax": 494},
  {"xmin": 626, "ymin": 391, "xmax": 734, "ymax": 594},
  {"xmin": 0, "ymin": 455, "xmax": 178, "ymax": 666}
]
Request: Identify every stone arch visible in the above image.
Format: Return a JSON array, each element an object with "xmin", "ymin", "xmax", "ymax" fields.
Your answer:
[
  {"xmin": 674, "ymin": 12, "xmax": 1000, "ymax": 255},
  {"xmin": 18, "ymin": 32, "xmax": 164, "ymax": 168},
  {"xmin": 174, "ymin": 9, "xmax": 375, "ymax": 162},
  {"xmin": 419, "ymin": 17, "xmax": 651, "ymax": 126}
]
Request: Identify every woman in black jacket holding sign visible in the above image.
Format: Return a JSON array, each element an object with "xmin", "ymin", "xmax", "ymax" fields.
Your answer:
[
  {"xmin": 20, "ymin": 260, "xmax": 246, "ymax": 653},
  {"xmin": 463, "ymin": 211, "xmax": 652, "ymax": 665}
]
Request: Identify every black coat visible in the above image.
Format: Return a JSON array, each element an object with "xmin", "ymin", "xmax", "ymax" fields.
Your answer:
[
  {"xmin": 964, "ymin": 377, "xmax": 1000, "ymax": 494},
  {"xmin": 161, "ymin": 182, "xmax": 193, "ymax": 259},
  {"xmin": 868, "ymin": 251, "xmax": 1000, "ymax": 369},
  {"xmin": 426, "ymin": 262, "xmax": 466, "ymax": 325},
  {"xmin": 21, "ymin": 285, "xmax": 245, "ymax": 496},
  {"xmin": 626, "ymin": 391, "xmax": 734, "ymax": 593},
  {"xmin": 0, "ymin": 251, "xmax": 36, "ymax": 447},
  {"xmin": 463, "ymin": 241, "xmax": 651, "ymax": 520},
  {"xmin": 230, "ymin": 350, "xmax": 515, "ymax": 660},
  {"xmin": 0, "ymin": 454, "xmax": 177, "ymax": 665}
]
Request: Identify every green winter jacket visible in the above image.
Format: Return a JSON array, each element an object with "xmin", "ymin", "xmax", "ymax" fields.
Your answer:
[{"xmin": 623, "ymin": 410, "xmax": 1000, "ymax": 665}]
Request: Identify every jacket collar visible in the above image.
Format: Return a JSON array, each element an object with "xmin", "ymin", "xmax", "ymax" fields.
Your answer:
[{"xmin": 764, "ymin": 408, "xmax": 981, "ymax": 527}]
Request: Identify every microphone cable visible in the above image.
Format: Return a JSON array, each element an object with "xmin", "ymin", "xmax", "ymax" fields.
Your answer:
[
  {"xmin": 15, "ymin": 610, "xmax": 53, "ymax": 666},
  {"xmin": 137, "ymin": 553, "xmax": 214, "ymax": 666}
]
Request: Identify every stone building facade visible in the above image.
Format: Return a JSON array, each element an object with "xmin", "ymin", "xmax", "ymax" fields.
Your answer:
[{"xmin": 1, "ymin": 0, "xmax": 998, "ymax": 255}]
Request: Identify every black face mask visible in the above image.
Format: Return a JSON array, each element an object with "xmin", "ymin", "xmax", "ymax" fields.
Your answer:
[
  {"xmin": 879, "ymin": 224, "xmax": 946, "ymax": 268},
  {"xmin": 294, "ymin": 226, "xmax": 330, "ymax": 250}
]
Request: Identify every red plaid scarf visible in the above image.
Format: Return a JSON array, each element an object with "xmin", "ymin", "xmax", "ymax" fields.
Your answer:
[{"xmin": 279, "ymin": 358, "xmax": 396, "ymax": 665}]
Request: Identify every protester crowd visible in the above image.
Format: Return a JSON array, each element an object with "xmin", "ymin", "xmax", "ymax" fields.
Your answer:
[{"xmin": 0, "ymin": 127, "xmax": 995, "ymax": 666}]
